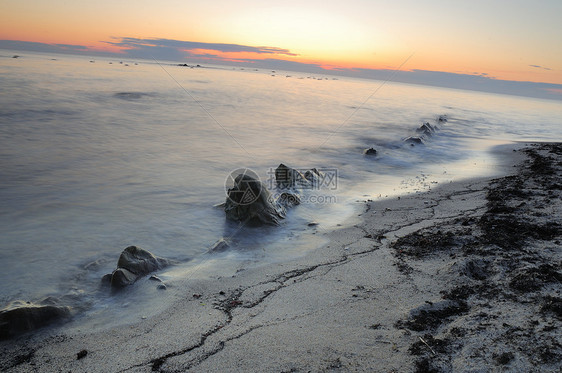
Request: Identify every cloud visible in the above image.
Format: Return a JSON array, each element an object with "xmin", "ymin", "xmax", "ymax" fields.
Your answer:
[
  {"xmin": 104, "ymin": 37, "xmax": 299, "ymax": 59},
  {"xmin": 2, "ymin": 38, "xmax": 561, "ymax": 101},
  {"xmin": 0, "ymin": 40, "xmax": 94, "ymax": 54},
  {"xmin": 529, "ymin": 64, "xmax": 552, "ymax": 71}
]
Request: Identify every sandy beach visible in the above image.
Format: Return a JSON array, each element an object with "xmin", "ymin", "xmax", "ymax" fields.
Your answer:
[{"xmin": 1, "ymin": 143, "xmax": 561, "ymax": 372}]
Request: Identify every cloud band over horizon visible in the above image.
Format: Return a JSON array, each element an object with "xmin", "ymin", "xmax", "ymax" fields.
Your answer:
[{"xmin": 1, "ymin": 37, "xmax": 561, "ymax": 102}]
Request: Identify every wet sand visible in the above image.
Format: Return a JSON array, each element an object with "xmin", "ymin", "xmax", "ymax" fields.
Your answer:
[{"xmin": 1, "ymin": 143, "xmax": 560, "ymax": 372}]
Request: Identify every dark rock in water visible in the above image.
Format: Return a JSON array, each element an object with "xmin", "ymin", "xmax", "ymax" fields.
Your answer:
[
  {"xmin": 0, "ymin": 300, "xmax": 71, "ymax": 339},
  {"xmin": 275, "ymin": 164, "xmax": 323, "ymax": 189},
  {"xmin": 107, "ymin": 246, "xmax": 173, "ymax": 289},
  {"xmin": 101, "ymin": 273, "xmax": 112, "ymax": 286},
  {"xmin": 12, "ymin": 55, "xmax": 20, "ymax": 59},
  {"xmin": 304, "ymin": 168, "xmax": 322, "ymax": 184},
  {"xmin": 438, "ymin": 115, "xmax": 448, "ymax": 123},
  {"xmin": 404, "ymin": 136, "xmax": 424, "ymax": 146},
  {"xmin": 363, "ymin": 147, "xmax": 377, "ymax": 155},
  {"xmin": 111, "ymin": 268, "xmax": 138, "ymax": 288},
  {"xmin": 114, "ymin": 92, "xmax": 149, "ymax": 100},
  {"xmin": 224, "ymin": 174, "xmax": 298, "ymax": 225},
  {"xmin": 275, "ymin": 163, "xmax": 308, "ymax": 188},
  {"xmin": 416, "ymin": 122, "xmax": 436, "ymax": 137}
]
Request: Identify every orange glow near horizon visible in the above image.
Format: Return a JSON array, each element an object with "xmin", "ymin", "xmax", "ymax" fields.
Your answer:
[{"xmin": 2, "ymin": 0, "xmax": 562, "ymax": 85}]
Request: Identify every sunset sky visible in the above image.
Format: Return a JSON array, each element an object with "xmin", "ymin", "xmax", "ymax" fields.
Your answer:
[{"xmin": 2, "ymin": 0, "xmax": 562, "ymax": 86}]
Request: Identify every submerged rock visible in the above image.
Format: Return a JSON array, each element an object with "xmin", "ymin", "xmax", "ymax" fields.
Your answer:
[
  {"xmin": 0, "ymin": 300, "xmax": 71, "ymax": 339},
  {"xmin": 403, "ymin": 136, "xmax": 424, "ymax": 146},
  {"xmin": 363, "ymin": 147, "xmax": 377, "ymax": 156},
  {"xmin": 209, "ymin": 238, "xmax": 231, "ymax": 252},
  {"xmin": 106, "ymin": 246, "xmax": 173, "ymax": 289}
]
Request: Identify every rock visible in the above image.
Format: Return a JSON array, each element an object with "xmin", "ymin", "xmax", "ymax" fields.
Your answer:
[
  {"xmin": 275, "ymin": 163, "xmax": 308, "ymax": 188},
  {"xmin": 111, "ymin": 268, "xmax": 138, "ymax": 288},
  {"xmin": 107, "ymin": 246, "xmax": 172, "ymax": 289},
  {"xmin": 416, "ymin": 122, "xmax": 436, "ymax": 136},
  {"xmin": 275, "ymin": 164, "xmax": 323, "ymax": 189},
  {"xmin": 0, "ymin": 300, "xmax": 71, "ymax": 339},
  {"xmin": 438, "ymin": 115, "xmax": 448, "ymax": 123},
  {"xmin": 225, "ymin": 174, "xmax": 297, "ymax": 225},
  {"xmin": 363, "ymin": 147, "xmax": 377, "ymax": 155},
  {"xmin": 101, "ymin": 273, "xmax": 112, "ymax": 286},
  {"xmin": 209, "ymin": 238, "xmax": 230, "ymax": 252},
  {"xmin": 303, "ymin": 168, "xmax": 322, "ymax": 184},
  {"xmin": 404, "ymin": 136, "xmax": 424, "ymax": 146}
]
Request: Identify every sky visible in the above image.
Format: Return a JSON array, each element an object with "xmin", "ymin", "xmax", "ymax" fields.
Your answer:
[{"xmin": 1, "ymin": 0, "xmax": 562, "ymax": 98}]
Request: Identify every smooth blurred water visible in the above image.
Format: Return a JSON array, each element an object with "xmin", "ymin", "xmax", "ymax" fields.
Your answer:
[{"xmin": 1, "ymin": 50, "xmax": 561, "ymax": 328}]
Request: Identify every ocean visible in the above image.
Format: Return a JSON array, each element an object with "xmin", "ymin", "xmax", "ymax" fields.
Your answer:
[{"xmin": 1, "ymin": 50, "xmax": 561, "ymax": 330}]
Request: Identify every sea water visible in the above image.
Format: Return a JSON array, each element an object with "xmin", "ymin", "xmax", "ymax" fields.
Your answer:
[{"xmin": 1, "ymin": 51, "xmax": 561, "ymax": 329}]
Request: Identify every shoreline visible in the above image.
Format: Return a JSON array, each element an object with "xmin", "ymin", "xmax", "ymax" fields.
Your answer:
[{"xmin": 1, "ymin": 143, "xmax": 560, "ymax": 372}]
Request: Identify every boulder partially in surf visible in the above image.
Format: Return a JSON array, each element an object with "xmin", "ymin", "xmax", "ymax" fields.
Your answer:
[
  {"xmin": 0, "ymin": 300, "xmax": 71, "ymax": 339},
  {"xmin": 363, "ymin": 147, "xmax": 377, "ymax": 156},
  {"xmin": 275, "ymin": 163, "xmax": 307, "ymax": 188},
  {"xmin": 224, "ymin": 174, "xmax": 299, "ymax": 225},
  {"xmin": 416, "ymin": 122, "xmax": 436, "ymax": 137},
  {"xmin": 106, "ymin": 246, "xmax": 173, "ymax": 289}
]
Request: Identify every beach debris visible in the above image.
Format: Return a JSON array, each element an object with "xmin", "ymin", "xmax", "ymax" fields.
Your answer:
[
  {"xmin": 363, "ymin": 147, "xmax": 378, "ymax": 156},
  {"xmin": 103, "ymin": 246, "xmax": 173, "ymax": 289},
  {"xmin": 0, "ymin": 300, "xmax": 71, "ymax": 340},
  {"xmin": 77, "ymin": 349, "xmax": 88, "ymax": 360},
  {"xmin": 418, "ymin": 336, "xmax": 436, "ymax": 355}
]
